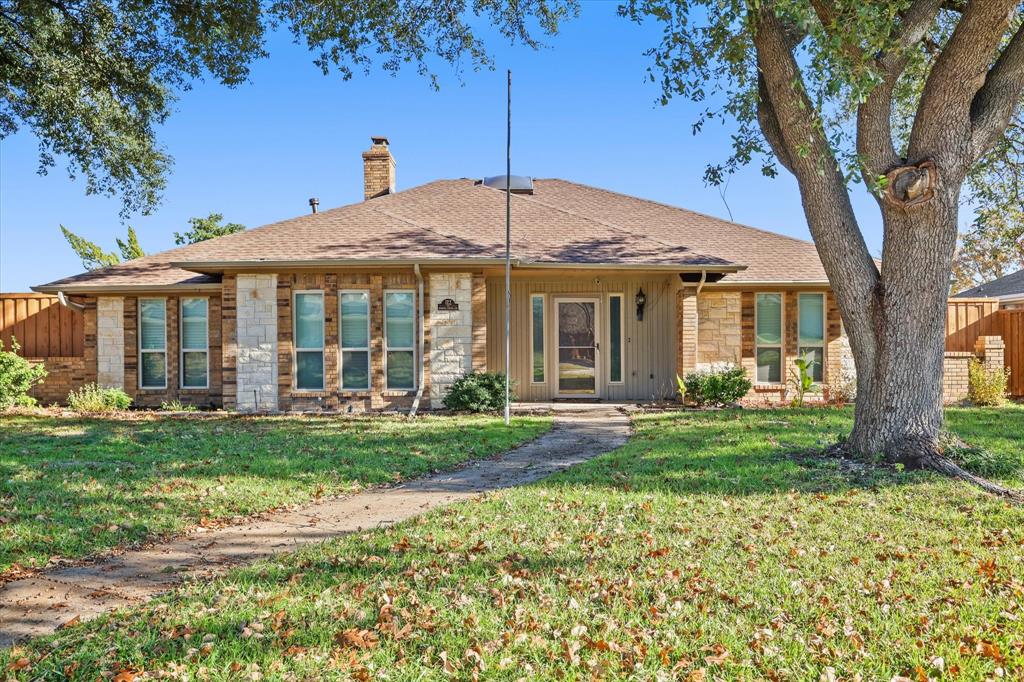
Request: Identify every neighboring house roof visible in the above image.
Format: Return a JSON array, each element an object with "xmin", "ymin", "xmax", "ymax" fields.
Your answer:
[
  {"xmin": 954, "ymin": 268, "xmax": 1024, "ymax": 300},
  {"xmin": 35, "ymin": 179, "xmax": 829, "ymax": 292}
]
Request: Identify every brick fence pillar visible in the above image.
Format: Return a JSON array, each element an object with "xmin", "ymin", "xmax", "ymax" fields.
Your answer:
[{"xmin": 974, "ymin": 335, "xmax": 1005, "ymax": 373}]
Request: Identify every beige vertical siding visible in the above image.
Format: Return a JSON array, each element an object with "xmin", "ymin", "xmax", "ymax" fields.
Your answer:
[{"xmin": 486, "ymin": 273, "xmax": 678, "ymax": 401}]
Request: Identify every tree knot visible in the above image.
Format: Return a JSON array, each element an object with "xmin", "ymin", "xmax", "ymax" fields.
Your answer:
[{"xmin": 883, "ymin": 160, "xmax": 938, "ymax": 208}]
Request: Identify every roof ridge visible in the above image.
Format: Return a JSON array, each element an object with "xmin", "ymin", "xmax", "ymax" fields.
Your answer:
[
  {"xmin": 537, "ymin": 178, "xmax": 818, "ymax": 249},
  {"xmin": 478, "ymin": 183, "xmax": 732, "ymax": 265}
]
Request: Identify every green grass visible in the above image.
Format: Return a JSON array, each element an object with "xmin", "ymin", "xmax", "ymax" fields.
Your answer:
[
  {"xmin": 5, "ymin": 406, "xmax": 1024, "ymax": 681},
  {"xmin": 0, "ymin": 413, "xmax": 551, "ymax": 575}
]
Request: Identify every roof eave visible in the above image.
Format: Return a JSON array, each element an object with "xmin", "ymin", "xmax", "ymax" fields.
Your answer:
[{"xmin": 32, "ymin": 282, "xmax": 223, "ymax": 295}]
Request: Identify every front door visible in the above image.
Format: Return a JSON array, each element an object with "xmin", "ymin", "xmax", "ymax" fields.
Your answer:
[{"xmin": 556, "ymin": 298, "xmax": 599, "ymax": 397}]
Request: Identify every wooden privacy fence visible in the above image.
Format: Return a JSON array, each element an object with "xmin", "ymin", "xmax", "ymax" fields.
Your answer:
[
  {"xmin": 1001, "ymin": 309, "xmax": 1024, "ymax": 397},
  {"xmin": 0, "ymin": 293, "xmax": 84, "ymax": 357},
  {"xmin": 945, "ymin": 298, "xmax": 1002, "ymax": 352}
]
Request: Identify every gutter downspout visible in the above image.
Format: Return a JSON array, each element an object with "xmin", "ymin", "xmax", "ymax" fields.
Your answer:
[
  {"xmin": 409, "ymin": 264, "xmax": 425, "ymax": 416},
  {"xmin": 57, "ymin": 291, "xmax": 86, "ymax": 313},
  {"xmin": 695, "ymin": 270, "xmax": 708, "ymax": 295}
]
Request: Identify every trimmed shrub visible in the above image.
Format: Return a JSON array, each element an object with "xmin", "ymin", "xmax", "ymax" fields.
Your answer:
[
  {"xmin": 442, "ymin": 372, "xmax": 516, "ymax": 412},
  {"xmin": 0, "ymin": 340, "xmax": 47, "ymax": 409},
  {"xmin": 682, "ymin": 363, "xmax": 752, "ymax": 407},
  {"xmin": 968, "ymin": 358, "xmax": 1009, "ymax": 406},
  {"xmin": 67, "ymin": 383, "xmax": 133, "ymax": 412}
]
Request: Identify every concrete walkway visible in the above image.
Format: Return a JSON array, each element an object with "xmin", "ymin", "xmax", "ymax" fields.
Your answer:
[{"xmin": 0, "ymin": 407, "xmax": 629, "ymax": 647}]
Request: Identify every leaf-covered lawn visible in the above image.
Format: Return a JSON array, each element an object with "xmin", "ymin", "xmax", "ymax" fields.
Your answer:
[
  {"xmin": 4, "ymin": 406, "xmax": 1024, "ymax": 680},
  {"xmin": 0, "ymin": 413, "xmax": 550, "ymax": 576}
]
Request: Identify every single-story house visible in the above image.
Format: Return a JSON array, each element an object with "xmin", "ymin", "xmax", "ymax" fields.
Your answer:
[
  {"xmin": 954, "ymin": 268, "xmax": 1024, "ymax": 309},
  {"xmin": 34, "ymin": 137, "xmax": 854, "ymax": 411}
]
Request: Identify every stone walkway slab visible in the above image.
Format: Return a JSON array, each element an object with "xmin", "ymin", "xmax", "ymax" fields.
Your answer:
[{"xmin": 0, "ymin": 407, "xmax": 628, "ymax": 647}]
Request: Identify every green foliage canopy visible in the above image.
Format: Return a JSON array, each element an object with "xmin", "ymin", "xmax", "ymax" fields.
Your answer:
[{"xmin": 1, "ymin": 0, "xmax": 576, "ymax": 216}]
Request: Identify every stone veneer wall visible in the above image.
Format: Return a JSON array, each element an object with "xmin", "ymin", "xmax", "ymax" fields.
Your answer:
[
  {"xmin": 236, "ymin": 274, "xmax": 279, "ymax": 412},
  {"xmin": 696, "ymin": 291, "xmax": 742, "ymax": 368},
  {"xmin": 429, "ymin": 273, "xmax": 473, "ymax": 407},
  {"xmin": 96, "ymin": 297, "xmax": 124, "ymax": 389}
]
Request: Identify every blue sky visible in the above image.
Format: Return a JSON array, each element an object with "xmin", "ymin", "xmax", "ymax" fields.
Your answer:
[{"xmin": 0, "ymin": 3, "xmax": 899, "ymax": 291}]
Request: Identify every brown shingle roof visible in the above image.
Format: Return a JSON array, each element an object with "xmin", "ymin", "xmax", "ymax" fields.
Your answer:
[{"xmin": 35, "ymin": 179, "xmax": 827, "ymax": 291}]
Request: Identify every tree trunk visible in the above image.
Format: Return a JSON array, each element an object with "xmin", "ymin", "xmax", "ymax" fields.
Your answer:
[{"xmin": 845, "ymin": 192, "xmax": 959, "ymax": 465}]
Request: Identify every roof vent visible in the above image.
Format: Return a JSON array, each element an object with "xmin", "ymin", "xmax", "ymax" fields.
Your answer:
[{"xmin": 478, "ymin": 175, "xmax": 534, "ymax": 194}]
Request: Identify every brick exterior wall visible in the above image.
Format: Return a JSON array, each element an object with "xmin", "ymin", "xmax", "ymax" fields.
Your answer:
[
  {"xmin": 123, "ymin": 295, "xmax": 223, "ymax": 408},
  {"xmin": 697, "ymin": 291, "xmax": 741, "ymax": 367},
  {"xmin": 271, "ymin": 271, "xmax": 426, "ymax": 412},
  {"xmin": 27, "ymin": 357, "xmax": 87, "ymax": 405},
  {"xmin": 675, "ymin": 287, "xmax": 698, "ymax": 379}
]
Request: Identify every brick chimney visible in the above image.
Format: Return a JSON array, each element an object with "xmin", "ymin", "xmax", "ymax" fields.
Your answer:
[{"xmin": 362, "ymin": 136, "xmax": 396, "ymax": 200}]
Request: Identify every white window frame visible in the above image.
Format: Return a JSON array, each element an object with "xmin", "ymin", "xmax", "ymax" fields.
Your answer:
[
  {"xmin": 797, "ymin": 292, "xmax": 826, "ymax": 383},
  {"xmin": 179, "ymin": 297, "xmax": 209, "ymax": 389},
  {"xmin": 530, "ymin": 293, "xmax": 546, "ymax": 384},
  {"xmin": 339, "ymin": 289, "xmax": 371, "ymax": 391},
  {"xmin": 293, "ymin": 290, "xmax": 325, "ymax": 391},
  {"xmin": 139, "ymin": 297, "xmax": 168, "ymax": 390},
  {"xmin": 608, "ymin": 293, "xmax": 625, "ymax": 384},
  {"xmin": 754, "ymin": 292, "xmax": 784, "ymax": 385},
  {"xmin": 384, "ymin": 289, "xmax": 417, "ymax": 391}
]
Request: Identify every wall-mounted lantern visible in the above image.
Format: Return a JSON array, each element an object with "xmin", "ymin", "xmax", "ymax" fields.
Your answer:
[{"xmin": 636, "ymin": 288, "xmax": 647, "ymax": 321}]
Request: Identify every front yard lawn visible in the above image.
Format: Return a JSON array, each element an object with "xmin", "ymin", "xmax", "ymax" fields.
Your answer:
[
  {"xmin": 0, "ymin": 413, "xmax": 551, "ymax": 577},
  {"xmin": 4, "ymin": 406, "xmax": 1024, "ymax": 680}
]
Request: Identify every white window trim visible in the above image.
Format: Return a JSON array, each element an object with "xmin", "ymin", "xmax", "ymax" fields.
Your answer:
[
  {"xmin": 179, "ymin": 297, "xmax": 209, "ymax": 390},
  {"xmin": 293, "ymin": 290, "xmax": 325, "ymax": 391},
  {"xmin": 797, "ymin": 292, "xmax": 826, "ymax": 383},
  {"xmin": 339, "ymin": 289, "xmax": 371, "ymax": 391},
  {"xmin": 139, "ymin": 297, "xmax": 168, "ymax": 390},
  {"xmin": 754, "ymin": 292, "xmax": 784, "ymax": 385},
  {"xmin": 530, "ymin": 293, "xmax": 546, "ymax": 384},
  {"xmin": 608, "ymin": 293, "xmax": 625, "ymax": 384},
  {"xmin": 384, "ymin": 289, "xmax": 417, "ymax": 391}
]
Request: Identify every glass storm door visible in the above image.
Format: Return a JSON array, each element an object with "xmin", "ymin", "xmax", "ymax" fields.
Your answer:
[{"xmin": 556, "ymin": 299, "xmax": 599, "ymax": 396}]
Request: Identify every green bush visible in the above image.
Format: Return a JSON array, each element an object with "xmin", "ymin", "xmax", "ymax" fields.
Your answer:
[
  {"xmin": 67, "ymin": 383, "xmax": 133, "ymax": 412},
  {"xmin": 682, "ymin": 363, "xmax": 752, "ymax": 407},
  {"xmin": 442, "ymin": 372, "xmax": 516, "ymax": 412},
  {"xmin": 0, "ymin": 340, "xmax": 47, "ymax": 409},
  {"xmin": 968, "ymin": 358, "xmax": 1009, "ymax": 407}
]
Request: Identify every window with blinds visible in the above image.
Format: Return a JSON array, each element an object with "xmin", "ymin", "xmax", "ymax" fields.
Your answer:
[
  {"xmin": 340, "ymin": 291, "xmax": 370, "ymax": 390},
  {"xmin": 294, "ymin": 292, "xmax": 325, "ymax": 390},
  {"xmin": 798, "ymin": 293, "xmax": 825, "ymax": 382},
  {"xmin": 384, "ymin": 291, "xmax": 415, "ymax": 390},
  {"xmin": 180, "ymin": 298, "xmax": 209, "ymax": 388},
  {"xmin": 755, "ymin": 293, "xmax": 783, "ymax": 383},
  {"xmin": 139, "ymin": 298, "xmax": 167, "ymax": 388}
]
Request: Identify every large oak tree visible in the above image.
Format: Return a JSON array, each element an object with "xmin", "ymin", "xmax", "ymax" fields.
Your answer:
[{"xmin": 4, "ymin": 0, "xmax": 1023, "ymax": 477}]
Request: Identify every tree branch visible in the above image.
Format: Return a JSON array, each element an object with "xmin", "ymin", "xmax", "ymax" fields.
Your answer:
[
  {"xmin": 971, "ymin": 22, "xmax": 1024, "ymax": 158},
  {"xmin": 909, "ymin": 1, "xmax": 1016, "ymax": 167},
  {"xmin": 756, "ymin": 74, "xmax": 796, "ymax": 176},
  {"xmin": 752, "ymin": 3, "xmax": 879, "ymax": 336}
]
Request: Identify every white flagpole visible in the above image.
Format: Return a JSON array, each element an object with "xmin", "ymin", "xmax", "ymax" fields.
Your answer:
[{"xmin": 504, "ymin": 69, "xmax": 512, "ymax": 427}]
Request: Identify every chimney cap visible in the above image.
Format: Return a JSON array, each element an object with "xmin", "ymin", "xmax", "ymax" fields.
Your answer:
[
  {"xmin": 370, "ymin": 136, "xmax": 390, "ymax": 146},
  {"xmin": 308, "ymin": 197, "xmax": 319, "ymax": 214}
]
